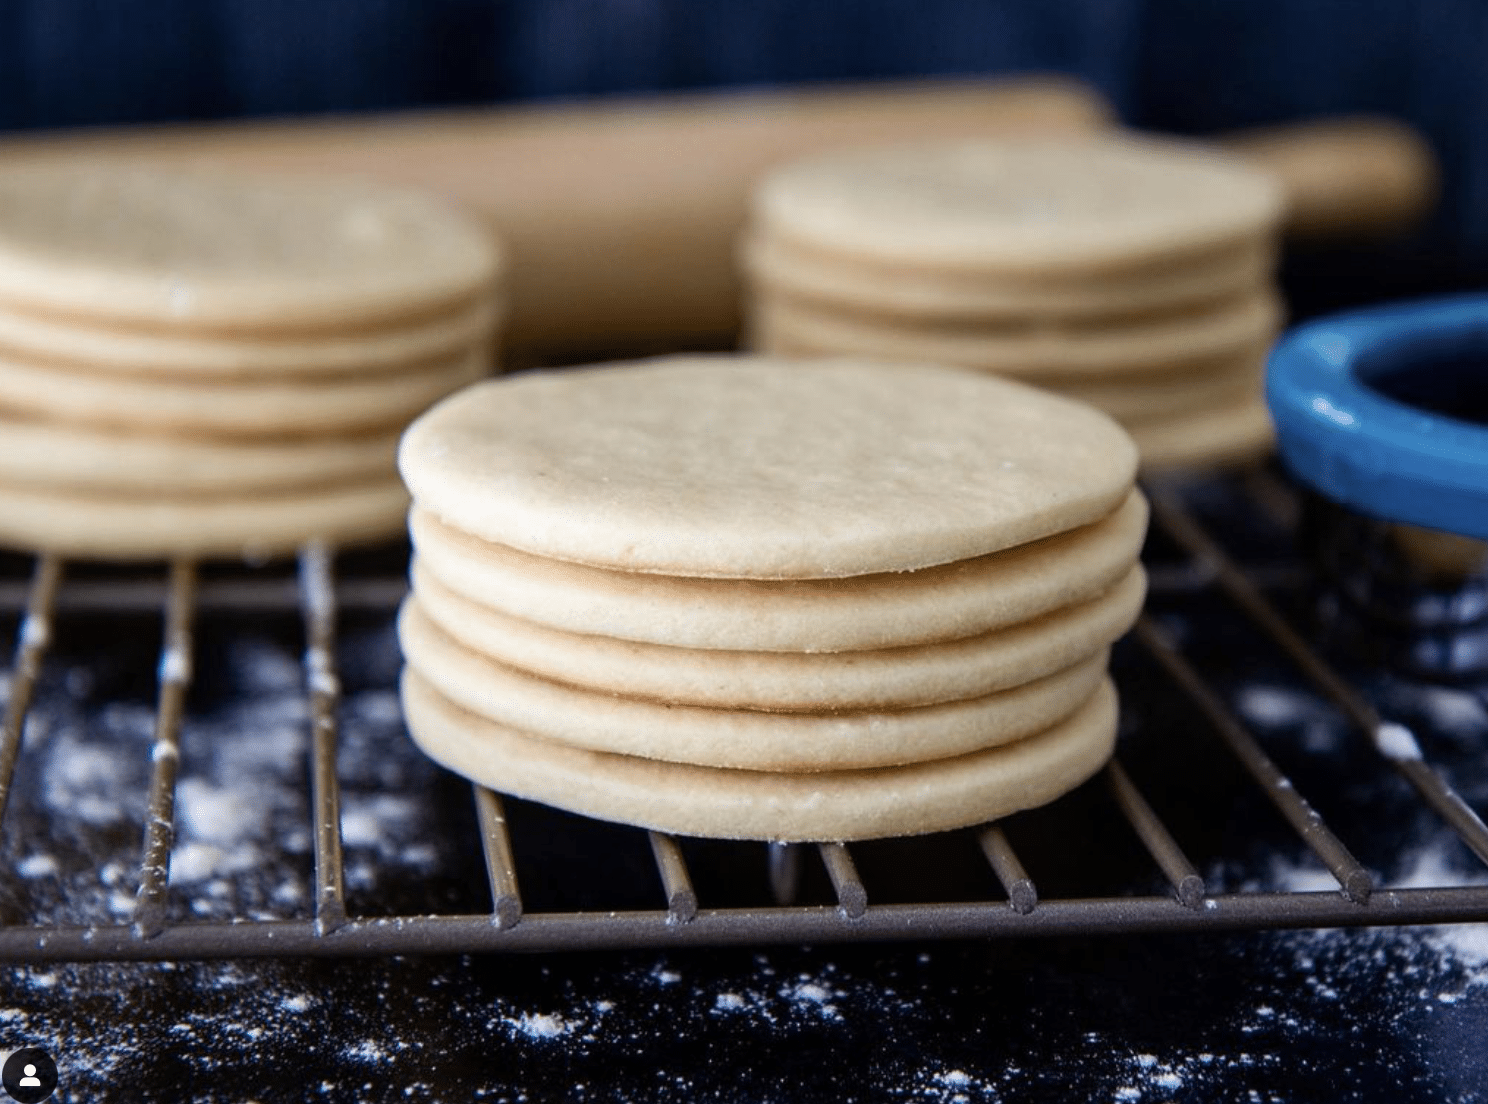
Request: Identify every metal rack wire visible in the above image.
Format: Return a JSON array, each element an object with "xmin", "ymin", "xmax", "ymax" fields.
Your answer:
[{"xmin": 1, "ymin": 472, "xmax": 1487, "ymax": 962}]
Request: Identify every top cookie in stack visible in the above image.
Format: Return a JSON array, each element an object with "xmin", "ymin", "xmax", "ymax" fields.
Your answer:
[
  {"xmin": 742, "ymin": 134, "xmax": 1287, "ymax": 470},
  {"xmin": 0, "ymin": 164, "xmax": 502, "ymax": 560},
  {"xmin": 397, "ymin": 356, "xmax": 1146, "ymax": 842}
]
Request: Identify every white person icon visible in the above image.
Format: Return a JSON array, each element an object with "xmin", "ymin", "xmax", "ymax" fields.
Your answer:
[{"xmin": 1, "ymin": 1047, "xmax": 57, "ymax": 1103}]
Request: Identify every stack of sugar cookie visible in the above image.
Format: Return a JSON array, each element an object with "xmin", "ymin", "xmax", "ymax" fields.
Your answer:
[
  {"xmin": 397, "ymin": 355, "xmax": 1147, "ymax": 842},
  {"xmin": 0, "ymin": 164, "xmax": 502, "ymax": 560},
  {"xmin": 742, "ymin": 134, "xmax": 1287, "ymax": 470}
]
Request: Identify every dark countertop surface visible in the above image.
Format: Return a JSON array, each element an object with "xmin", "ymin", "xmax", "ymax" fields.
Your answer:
[
  {"xmin": 2, "ymin": 467, "xmax": 1487, "ymax": 1104},
  {"xmin": 2, "ymin": 925, "xmax": 1486, "ymax": 1103}
]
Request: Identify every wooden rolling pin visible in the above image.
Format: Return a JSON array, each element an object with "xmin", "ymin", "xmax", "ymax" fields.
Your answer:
[
  {"xmin": 0, "ymin": 77, "xmax": 1107, "ymax": 356},
  {"xmin": 0, "ymin": 81, "xmax": 1436, "ymax": 356},
  {"xmin": 1219, "ymin": 116, "xmax": 1438, "ymax": 240}
]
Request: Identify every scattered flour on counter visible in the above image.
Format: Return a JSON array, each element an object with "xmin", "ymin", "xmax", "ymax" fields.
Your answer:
[
  {"xmin": 1374, "ymin": 721, "xmax": 1422, "ymax": 761},
  {"xmin": 1258, "ymin": 854, "xmax": 1343, "ymax": 894},
  {"xmin": 346, "ymin": 1039, "xmax": 391, "ymax": 1063},
  {"xmin": 1408, "ymin": 685, "xmax": 1488, "ymax": 738},
  {"xmin": 1235, "ymin": 685, "xmax": 1317, "ymax": 726},
  {"xmin": 42, "ymin": 728, "xmax": 148, "ymax": 828},
  {"xmin": 337, "ymin": 791, "xmax": 435, "ymax": 869},
  {"xmin": 170, "ymin": 842, "xmax": 239, "ymax": 886},
  {"xmin": 1233, "ymin": 683, "xmax": 1344, "ymax": 753},
  {"xmin": 16, "ymin": 854, "xmax": 58, "ymax": 878},
  {"xmin": 347, "ymin": 687, "xmax": 403, "ymax": 726},
  {"xmin": 781, "ymin": 978, "xmax": 842, "ymax": 1020},
  {"xmin": 5, "ymin": 616, "xmax": 448, "ymax": 927},
  {"xmin": 176, "ymin": 777, "xmax": 259, "ymax": 846},
  {"xmin": 1429, "ymin": 924, "xmax": 1488, "ymax": 971},
  {"xmin": 1394, "ymin": 841, "xmax": 1488, "ymax": 892},
  {"xmin": 508, "ymin": 1012, "xmax": 572, "ymax": 1040}
]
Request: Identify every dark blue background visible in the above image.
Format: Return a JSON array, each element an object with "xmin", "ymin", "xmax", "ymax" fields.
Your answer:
[{"xmin": 0, "ymin": 1, "xmax": 1485, "ymax": 270}]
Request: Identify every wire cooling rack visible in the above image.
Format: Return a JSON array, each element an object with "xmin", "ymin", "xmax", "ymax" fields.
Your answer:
[{"xmin": 1, "ymin": 468, "xmax": 1486, "ymax": 962}]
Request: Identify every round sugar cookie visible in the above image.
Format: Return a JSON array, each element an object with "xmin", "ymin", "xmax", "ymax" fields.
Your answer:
[
  {"xmin": 409, "ymin": 490, "xmax": 1148, "ymax": 651},
  {"xmin": 0, "ymin": 414, "xmax": 398, "ymax": 494},
  {"xmin": 1056, "ymin": 346, "xmax": 1267, "ymax": 423},
  {"xmin": 752, "ymin": 135, "xmax": 1284, "ymax": 272},
  {"xmin": 742, "ymin": 232, "xmax": 1274, "ymax": 322},
  {"xmin": 0, "ymin": 165, "xmax": 501, "ymax": 331},
  {"xmin": 411, "ymin": 558, "xmax": 1145, "ymax": 711},
  {"xmin": 0, "ymin": 347, "xmax": 488, "ymax": 436},
  {"xmin": 400, "ymin": 668, "xmax": 1119, "ymax": 841},
  {"xmin": 399, "ymin": 356, "xmax": 1138, "ymax": 578},
  {"xmin": 750, "ymin": 289, "xmax": 1282, "ymax": 377},
  {"xmin": 0, "ymin": 477, "xmax": 407, "ymax": 559},
  {"xmin": 0, "ymin": 295, "xmax": 500, "ymax": 377},
  {"xmin": 1128, "ymin": 396, "xmax": 1275, "ymax": 472},
  {"xmin": 399, "ymin": 599, "xmax": 1108, "ymax": 771}
]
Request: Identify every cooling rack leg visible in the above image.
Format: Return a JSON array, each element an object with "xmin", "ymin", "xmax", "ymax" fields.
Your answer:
[
  {"xmin": 976, "ymin": 824, "xmax": 1038, "ymax": 914},
  {"xmin": 648, "ymin": 832, "xmax": 699, "ymax": 924},
  {"xmin": 299, "ymin": 542, "xmax": 349, "ymax": 935},
  {"xmin": 817, "ymin": 842, "xmax": 867, "ymax": 919},
  {"xmin": 767, "ymin": 842, "xmax": 800, "ymax": 906},
  {"xmin": 1105, "ymin": 759, "xmax": 1207, "ymax": 909},
  {"xmin": 132, "ymin": 560, "xmax": 198, "ymax": 940},
  {"xmin": 0, "ymin": 555, "xmax": 62, "ymax": 829},
  {"xmin": 472, "ymin": 786, "xmax": 523, "ymax": 929}
]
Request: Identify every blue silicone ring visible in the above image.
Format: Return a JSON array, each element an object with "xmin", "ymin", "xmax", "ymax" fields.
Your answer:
[{"xmin": 1266, "ymin": 293, "xmax": 1488, "ymax": 541}]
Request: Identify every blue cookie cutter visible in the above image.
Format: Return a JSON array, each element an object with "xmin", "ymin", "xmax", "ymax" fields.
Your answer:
[{"xmin": 1266, "ymin": 292, "xmax": 1488, "ymax": 541}]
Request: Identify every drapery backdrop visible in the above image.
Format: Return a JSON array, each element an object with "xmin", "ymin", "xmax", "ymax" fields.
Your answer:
[{"xmin": 0, "ymin": 0, "xmax": 1483, "ymax": 272}]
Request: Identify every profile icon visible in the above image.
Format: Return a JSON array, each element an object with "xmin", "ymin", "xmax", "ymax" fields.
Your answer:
[{"xmin": 1, "ymin": 1048, "xmax": 57, "ymax": 1103}]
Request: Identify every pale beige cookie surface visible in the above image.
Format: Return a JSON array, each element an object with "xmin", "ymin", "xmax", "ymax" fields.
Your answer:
[
  {"xmin": 400, "ymin": 599, "xmax": 1108, "ymax": 771},
  {"xmin": 750, "ymin": 289, "xmax": 1282, "ymax": 377},
  {"xmin": 0, "ymin": 165, "xmax": 501, "ymax": 330},
  {"xmin": 0, "ymin": 295, "xmax": 499, "ymax": 377},
  {"xmin": 0, "ymin": 478, "xmax": 407, "ymax": 559},
  {"xmin": 742, "ymin": 232, "xmax": 1274, "ymax": 321},
  {"xmin": 0, "ymin": 414, "xmax": 398, "ymax": 494},
  {"xmin": 752, "ymin": 135, "xmax": 1284, "ymax": 272},
  {"xmin": 401, "ymin": 667, "xmax": 1118, "ymax": 841},
  {"xmin": 412, "ymin": 560, "xmax": 1144, "ymax": 711},
  {"xmin": 1127, "ymin": 396, "xmax": 1275, "ymax": 471},
  {"xmin": 1056, "ymin": 346, "xmax": 1267, "ymax": 423},
  {"xmin": 409, "ymin": 490, "xmax": 1148, "ymax": 651},
  {"xmin": 0, "ymin": 348, "xmax": 488, "ymax": 436},
  {"xmin": 399, "ymin": 356, "xmax": 1137, "ymax": 578}
]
